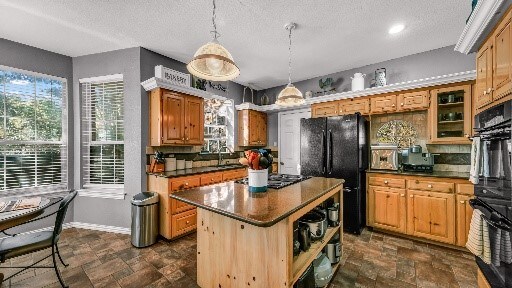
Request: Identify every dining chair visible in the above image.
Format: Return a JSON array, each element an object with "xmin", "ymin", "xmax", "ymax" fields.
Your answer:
[{"xmin": 0, "ymin": 190, "xmax": 77, "ymax": 287}]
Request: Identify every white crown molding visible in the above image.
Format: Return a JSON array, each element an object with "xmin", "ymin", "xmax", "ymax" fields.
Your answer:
[
  {"xmin": 236, "ymin": 70, "xmax": 477, "ymax": 113},
  {"xmin": 455, "ymin": 0, "xmax": 511, "ymax": 54},
  {"xmin": 141, "ymin": 77, "xmax": 215, "ymax": 99}
]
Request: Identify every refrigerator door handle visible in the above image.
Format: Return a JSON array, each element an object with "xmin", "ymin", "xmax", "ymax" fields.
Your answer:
[
  {"xmin": 321, "ymin": 129, "xmax": 326, "ymax": 174},
  {"xmin": 328, "ymin": 129, "xmax": 333, "ymax": 174}
]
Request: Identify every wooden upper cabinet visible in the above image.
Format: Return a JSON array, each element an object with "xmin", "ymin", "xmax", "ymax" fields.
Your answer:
[
  {"xmin": 397, "ymin": 91, "xmax": 430, "ymax": 111},
  {"xmin": 338, "ymin": 98, "xmax": 370, "ymax": 115},
  {"xmin": 476, "ymin": 42, "xmax": 494, "ymax": 108},
  {"xmin": 238, "ymin": 109, "xmax": 267, "ymax": 146},
  {"xmin": 370, "ymin": 95, "xmax": 397, "ymax": 114},
  {"xmin": 148, "ymin": 88, "xmax": 204, "ymax": 146},
  {"xmin": 311, "ymin": 102, "xmax": 338, "ymax": 118},
  {"xmin": 492, "ymin": 12, "xmax": 512, "ymax": 101},
  {"xmin": 407, "ymin": 190, "xmax": 455, "ymax": 244},
  {"xmin": 368, "ymin": 186, "xmax": 407, "ymax": 234},
  {"xmin": 429, "ymin": 84, "xmax": 472, "ymax": 144},
  {"xmin": 162, "ymin": 92, "xmax": 185, "ymax": 144},
  {"xmin": 184, "ymin": 96, "xmax": 204, "ymax": 145}
]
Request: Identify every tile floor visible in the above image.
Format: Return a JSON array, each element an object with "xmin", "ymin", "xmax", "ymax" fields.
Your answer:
[{"xmin": 1, "ymin": 228, "xmax": 477, "ymax": 288}]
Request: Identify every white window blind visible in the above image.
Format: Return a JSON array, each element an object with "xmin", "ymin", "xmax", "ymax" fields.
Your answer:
[
  {"xmin": 0, "ymin": 66, "xmax": 67, "ymax": 195},
  {"xmin": 81, "ymin": 75, "xmax": 124, "ymax": 188}
]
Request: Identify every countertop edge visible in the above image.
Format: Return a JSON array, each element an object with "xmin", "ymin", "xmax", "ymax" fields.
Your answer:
[
  {"xmin": 147, "ymin": 165, "xmax": 245, "ymax": 179},
  {"xmin": 366, "ymin": 169, "xmax": 470, "ymax": 180},
  {"xmin": 170, "ymin": 181, "xmax": 344, "ymax": 227}
]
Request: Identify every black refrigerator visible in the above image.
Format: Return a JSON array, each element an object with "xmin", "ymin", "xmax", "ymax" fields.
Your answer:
[{"xmin": 300, "ymin": 113, "xmax": 368, "ymax": 234}]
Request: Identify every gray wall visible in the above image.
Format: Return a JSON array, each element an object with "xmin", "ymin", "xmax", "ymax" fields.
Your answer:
[
  {"xmin": 72, "ymin": 47, "xmax": 141, "ymax": 228},
  {"xmin": 260, "ymin": 45, "xmax": 476, "ymax": 143},
  {"xmin": 0, "ymin": 38, "xmax": 74, "ymax": 229}
]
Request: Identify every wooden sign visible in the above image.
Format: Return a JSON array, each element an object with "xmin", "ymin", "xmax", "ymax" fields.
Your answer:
[{"xmin": 155, "ymin": 65, "xmax": 191, "ymax": 87}]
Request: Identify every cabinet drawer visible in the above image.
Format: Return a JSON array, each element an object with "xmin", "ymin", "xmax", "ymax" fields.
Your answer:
[
  {"xmin": 368, "ymin": 176, "xmax": 405, "ymax": 188},
  {"xmin": 170, "ymin": 177, "xmax": 201, "ymax": 191},
  {"xmin": 200, "ymin": 172, "xmax": 223, "ymax": 186},
  {"xmin": 407, "ymin": 179, "xmax": 454, "ymax": 193},
  {"xmin": 339, "ymin": 98, "xmax": 370, "ymax": 115},
  {"xmin": 311, "ymin": 102, "xmax": 338, "ymax": 118},
  {"xmin": 456, "ymin": 183, "xmax": 474, "ymax": 195},
  {"xmin": 171, "ymin": 209, "xmax": 197, "ymax": 237},
  {"xmin": 171, "ymin": 198, "xmax": 195, "ymax": 214},
  {"xmin": 222, "ymin": 168, "xmax": 247, "ymax": 181}
]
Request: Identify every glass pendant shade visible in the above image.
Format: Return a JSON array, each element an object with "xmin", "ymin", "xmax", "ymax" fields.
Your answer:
[
  {"xmin": 187, "ymin": 39, "xmax": 240, "ymax": 81},
  {"xmin": 276, "ymin": 83, "xmax": 305, "ymax": 106}
]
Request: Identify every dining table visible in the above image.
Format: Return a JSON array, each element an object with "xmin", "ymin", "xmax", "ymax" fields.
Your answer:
[{"xmin": 0, "ymin": 196, "xmax": 61, "ymax": 283}]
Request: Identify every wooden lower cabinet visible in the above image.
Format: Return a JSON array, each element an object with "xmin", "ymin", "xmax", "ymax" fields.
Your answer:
[
  {"xmin": 456, "ymin": 194, "xmax": 474, "ymax": 247},
  {"xmin": 407, "ymin": 190, "xmax": 455, "ymax": 244},
  {"xmin": 367, "ymin": 173, "xmax": 472, "ymax": 247},
  {"xmin": 148, "ymin": 167, "xmax": 247, "ymax": 240},
  {"xmin": 368, "ymin": 186, "xmax": 407, "ymax": 233}
]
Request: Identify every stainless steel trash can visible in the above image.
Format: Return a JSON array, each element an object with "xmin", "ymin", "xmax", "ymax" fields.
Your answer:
[{"xmin": 131, "ymin": 192, "xmax": 159, "ymax": 248}]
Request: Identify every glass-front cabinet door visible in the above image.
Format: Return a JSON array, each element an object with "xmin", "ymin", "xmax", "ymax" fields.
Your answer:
[{"xmin": 430, "ymin": 84, "xmax": 472, "ymax": 143}]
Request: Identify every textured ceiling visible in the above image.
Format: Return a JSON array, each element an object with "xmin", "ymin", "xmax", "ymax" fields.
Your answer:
[{"xmin": 0, "ymin": 0, "xmax": 471, "ymax": 89}]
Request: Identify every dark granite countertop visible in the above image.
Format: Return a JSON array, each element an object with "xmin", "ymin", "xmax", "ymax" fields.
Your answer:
[
  {"xmin": 170, "ymin": 177, "xmax": 344, "ymax": 227},
  {"xmin": 366, "ymin": 169, "xmax": 470, "ymax": 180},
  {"xmin": 147, "ymin": 164, "xmax": 245, "ymax": 178}
]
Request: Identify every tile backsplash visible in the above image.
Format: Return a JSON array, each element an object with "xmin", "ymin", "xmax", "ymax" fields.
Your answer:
[{"xmin": 369, "ymin": 111, "xmax": 471, "ymax": 173}]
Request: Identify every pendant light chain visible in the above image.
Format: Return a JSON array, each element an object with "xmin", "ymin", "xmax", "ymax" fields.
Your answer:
[
  {"xmin": 211, "ymin": 0, "xmax": 219, "ymax": 40},
  {"xmin": 288, "ymin": 27, "xmax": 293, "ymax": 85}
]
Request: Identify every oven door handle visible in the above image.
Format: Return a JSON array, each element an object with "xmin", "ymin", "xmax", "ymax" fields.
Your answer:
[{"xmin": 469, "ymin": 199, "xmax": 512, "ymax": 230}]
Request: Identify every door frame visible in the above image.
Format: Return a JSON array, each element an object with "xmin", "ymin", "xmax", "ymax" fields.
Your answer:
[{"xmin": 278, "ymin": 108, "xmax": 311, "ymax": 174}]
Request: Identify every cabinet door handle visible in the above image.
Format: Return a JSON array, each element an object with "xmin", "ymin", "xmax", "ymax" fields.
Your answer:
[
  {"xmin": 409, "ymin": 195, "xmax": 414, "ymax": 198},
  {"xmin": 459, "ymin": 200, "xmax": 465, "ymax": 204},
  {"xmin": 384, "ymin": 180, "xmax": 389, "ymax": 184},
  {"xmin": 401, "ymin": 103, "xmax": 404, "ymax": 106},
  {"xmin": 427, "ymin": 184, "xmax": 433, "ymax": 188},
  {"xmin": 185, "ymin": 182, "xmax": 189, "ymax": 186},
  {"xmin": 211, "ymin": 178, "xmax": 214, "ymax": 181},
  {"xmin": 186, "ymin": 138, "xmax": 189, "ymax": 141},
  {"xmin": 483, "ymin": 91, "xmax": 487, "ymax": 95},
  {"xmin": 182, "ymin": 138, "xmax": 185, "ymax": 140},
  {"xmin": 186, "ymin": 220, "xmax": 190, "ymax": 224},
  {"xmin": 487, "ymin": 88, "xmax": 492, "ymax": 93},
  {"xmin": 392, "ymin": 104, "xmax": 396, "ymax": 107},
  {"xmin": 400, "ymin": 194, "xmax": 405, "ymax": 197}
]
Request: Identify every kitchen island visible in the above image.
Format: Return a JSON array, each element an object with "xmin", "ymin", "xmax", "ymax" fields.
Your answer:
[{"xmin": 171, "ymin": 177, "xmax": 343, "ymax": 288}]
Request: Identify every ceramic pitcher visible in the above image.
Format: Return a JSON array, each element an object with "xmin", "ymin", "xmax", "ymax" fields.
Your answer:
[{"xmin": 351, "ymin": 73, "xmax": 366, "ymax": 91}]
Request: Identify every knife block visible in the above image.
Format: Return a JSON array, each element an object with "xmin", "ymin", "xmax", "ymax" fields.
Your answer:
[{"xmin": 150, "ymin": 159, "xmax": 165, "ymax": 173}]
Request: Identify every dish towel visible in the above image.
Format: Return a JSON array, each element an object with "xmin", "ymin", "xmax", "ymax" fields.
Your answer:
[
  {"xmin": 469, "ymin": 136, "xmax": 482, "ymax": 184},
  {"xmin": 489, "ymin": 225, "xmax": 502, "ymax": 266},
  {"xmin": 466, "ymin": 209, "xmax": 492, "ymax": 264},
  {"xmin": 500, "ymin": 229, "xmax": 512, "ymax": 264},
  {"xmin": 481, "ymin": 141, "xmax": 490, "ymax": 178}
]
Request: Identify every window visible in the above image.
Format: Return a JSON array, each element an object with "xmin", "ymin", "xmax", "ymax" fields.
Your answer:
[
  {"xmin": 0, "ymin": 65, "xmax": 67, "ymax": 195},
  {"xmin": 202, "ymin": 98, "xmax": 234, "ymax": 153},
  {"xmin": 80, "ymin": 75, "xmax": 124, "ymax": 197}
]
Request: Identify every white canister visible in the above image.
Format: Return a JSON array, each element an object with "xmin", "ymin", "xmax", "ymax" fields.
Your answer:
[
  {"xmin": 248, "ymin": 169, "xmax": 268, "ymax": 192},
  {"xmin": 185, "ymin": 160, "xmax": 193, "ymax": 169},
  {"xmin": 164, "ymin": 158, "xmax": 177, "ymax": 172},
  {"xmin": 351, "ymin": 73, "xmax": 366, "ymax": 91},
  {"xmin": 176, "ymin": 159, "xmax": 185, "ymax": 170}
]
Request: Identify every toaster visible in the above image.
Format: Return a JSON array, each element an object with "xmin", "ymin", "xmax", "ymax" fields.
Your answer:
[{"xmin": 370, "ymin": 145, "xmax": 400, "ymax": 170}]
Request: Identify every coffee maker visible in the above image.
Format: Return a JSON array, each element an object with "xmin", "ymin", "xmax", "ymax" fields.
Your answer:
[{"xmin": 401, "ymin": 145, "xmax": 434, "ymax": 173}]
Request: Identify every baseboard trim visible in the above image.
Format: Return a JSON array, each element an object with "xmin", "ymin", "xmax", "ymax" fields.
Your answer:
[{"xmin": 69, "ymin": 222, "xmax": 131, "ymax": 235}]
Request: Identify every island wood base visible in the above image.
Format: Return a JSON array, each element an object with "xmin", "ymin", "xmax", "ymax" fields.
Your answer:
[{"xmin": 196, "ymin": 184, "xmax": 343, "ymax": 288}]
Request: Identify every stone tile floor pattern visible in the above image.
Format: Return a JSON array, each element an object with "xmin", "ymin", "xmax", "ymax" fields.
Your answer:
[{"xmin": 0, "ymin": 228, "xmax": 477, "ymax": 287}]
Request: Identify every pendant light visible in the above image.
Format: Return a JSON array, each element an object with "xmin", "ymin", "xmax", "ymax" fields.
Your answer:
[
  {"xmin": 276, "ymin": 23, "xmax": 304, "ymax": 106},
  {"xmin": 187, "ymin": 0, "xmax": 240, "ymax": 81}
]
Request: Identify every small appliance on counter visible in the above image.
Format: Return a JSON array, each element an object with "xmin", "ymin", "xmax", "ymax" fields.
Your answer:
[
  {"xmin": 370, "ymin": 144, "xmax": 400, "ymax": 170},
  {"xmin": 401, "ymin": 145, "xmax": 434, "ymax": 173}
]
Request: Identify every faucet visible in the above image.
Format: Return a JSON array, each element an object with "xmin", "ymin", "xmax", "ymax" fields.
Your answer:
[{"xmin": 218, "ymin": 145, "xmax": 234, "ymax": 166}]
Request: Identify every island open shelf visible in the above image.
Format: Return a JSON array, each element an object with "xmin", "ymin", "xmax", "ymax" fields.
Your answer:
[{"xmin": 171, "ymin": 177, "xmax": 343, "ymax": 288}]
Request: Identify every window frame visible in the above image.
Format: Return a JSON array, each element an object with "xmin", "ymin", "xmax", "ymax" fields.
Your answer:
[
  {"xmin": 0, "ymin": 65, "xmax": 69, "ymax": 197},
  {"xmin": 79, "ymin": 74, "xmax": 125, "ymax": 200}
]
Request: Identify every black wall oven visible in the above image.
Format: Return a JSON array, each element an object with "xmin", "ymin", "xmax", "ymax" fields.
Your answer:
[{"xmin": 473, "ymin": 100, "xmax": 512, "ymax": 287}]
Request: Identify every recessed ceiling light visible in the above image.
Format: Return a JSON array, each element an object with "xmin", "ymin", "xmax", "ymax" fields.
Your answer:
[{"xmin": 388, "ymin": 24, "xmax": 405, "ymax": 34}]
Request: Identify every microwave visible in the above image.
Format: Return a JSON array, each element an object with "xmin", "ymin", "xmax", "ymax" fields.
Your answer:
[{"xmin": 370, "ymin": 145, "xmax": 400, "ymax": 170}]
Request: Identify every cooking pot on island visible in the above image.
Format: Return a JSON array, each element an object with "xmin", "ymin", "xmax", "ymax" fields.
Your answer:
[{"xmin": 299, "ymin": 211, "xmax": 328, "ymax": 241}]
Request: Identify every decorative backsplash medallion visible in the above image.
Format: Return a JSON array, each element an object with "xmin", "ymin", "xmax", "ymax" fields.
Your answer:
[{"xmin": 376, "ymin": 120, "xmax": 418, "ymax": 148}]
